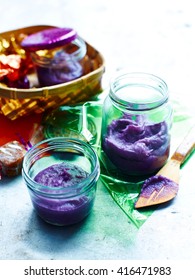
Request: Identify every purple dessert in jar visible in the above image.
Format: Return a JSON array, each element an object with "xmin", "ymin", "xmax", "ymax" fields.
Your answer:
[
  {"xmin": 22, "ymin": 137, "xmax": 100, "ymax": 226},
  {"xmin": 102, "ymin": 115, "xmax": 170, "ymax": 175},
  {"xmin": 21, "ymin": 27, "xmax": 86, "ymax": 87},
  {"xmin": 101, "ymin": 72, "xmax": 173, "ymax": 176}
]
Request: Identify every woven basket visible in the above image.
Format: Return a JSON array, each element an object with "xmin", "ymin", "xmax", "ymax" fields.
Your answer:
[{"xmin": 0, "ymin": 25, "xmax": 105, "ymax": 120}]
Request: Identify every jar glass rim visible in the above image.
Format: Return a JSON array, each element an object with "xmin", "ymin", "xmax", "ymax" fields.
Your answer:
[
  {"xmin": 22, "ymin": 137, "xmax": 100, "ymax": 198},
  {"xmin": 109, "ymin": 71, "xmax": 169, "ymax": 111},
  {"xmin": 31, "ymin": 37, "xmax": 87, "ymax": 66}
]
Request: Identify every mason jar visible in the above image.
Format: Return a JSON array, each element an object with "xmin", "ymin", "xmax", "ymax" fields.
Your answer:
[
  {"xmin": 21, "ymin": 27, "xmax": 86, "ymax": 87},
  {"xmin": 101, "ymin": 72, "xmax": 173, "ymax": 177},
  {"xmin": 22, "ymin": 137, "xmax": 100, "ymax": 226}
]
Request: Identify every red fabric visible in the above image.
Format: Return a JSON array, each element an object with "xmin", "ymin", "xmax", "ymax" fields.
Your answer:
[{"xmin": 0, "ymin": 113, "xmax": 43, "ymax": 146}]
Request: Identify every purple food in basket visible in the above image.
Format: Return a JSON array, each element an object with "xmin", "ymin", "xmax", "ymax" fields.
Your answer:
[
  {"xmin": 35, "ymin": 52, "xmax": 83, "ymax": 86},
  {"xmin": 21, "ymin": 27, "xmax": 86, "ymax": 86}
]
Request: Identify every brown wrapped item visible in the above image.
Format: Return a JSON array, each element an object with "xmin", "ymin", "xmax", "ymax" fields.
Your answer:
[{"xmin": 0, "ymin": 140, "xmax": 26, "ymax": 177}]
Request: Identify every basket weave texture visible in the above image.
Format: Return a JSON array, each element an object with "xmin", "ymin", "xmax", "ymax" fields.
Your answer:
[{"xmin": 0, "ymin": 25, "xmax": 105, "ymax": 120}]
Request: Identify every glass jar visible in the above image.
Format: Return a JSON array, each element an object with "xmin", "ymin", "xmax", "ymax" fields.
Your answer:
[
  {"xmin": 22, "ymin": 137, "xmax": 100, "ymax": 226},
  {"xmin": 21, "ymin": 27, "xmax": 86, "ymax": 87},
  {"xmin": 101, "ymin": 72, "xmax": 173, "ymax": 177}
]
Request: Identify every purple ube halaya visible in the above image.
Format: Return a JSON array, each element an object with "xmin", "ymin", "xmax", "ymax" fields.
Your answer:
[
  {"xmin": 31, "ymin": 162, "xmax": 94, "ymax": 226},
  {"xmin": 102, "ymin": 114, "xmax": 170, "ymax": 176}
]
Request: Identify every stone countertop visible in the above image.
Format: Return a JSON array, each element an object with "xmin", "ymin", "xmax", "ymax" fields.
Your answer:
[{"xmin": 0, "ymin": 0, "xmax": 195, "ymax": 260}]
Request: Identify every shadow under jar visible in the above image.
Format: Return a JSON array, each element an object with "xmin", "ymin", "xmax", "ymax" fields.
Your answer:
[
  {"xmin": 22, "ymin": 137, "xmax": 100, "ymax": 226},
  {"xmin": 101, "ymin": 72, "xmax": 173, "ymax": 177}
]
